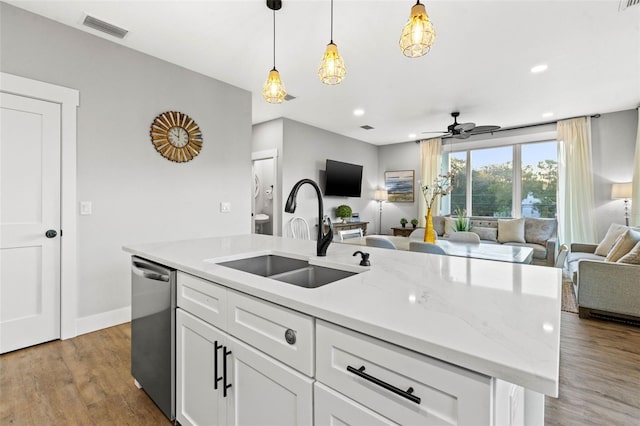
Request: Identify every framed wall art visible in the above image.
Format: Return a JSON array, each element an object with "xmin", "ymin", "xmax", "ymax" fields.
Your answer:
[{"xmin": 385, "ymin": 170, "xmax": 415, "ymax": 203}]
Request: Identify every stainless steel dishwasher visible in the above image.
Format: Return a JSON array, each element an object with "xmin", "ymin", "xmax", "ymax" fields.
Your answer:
[{"xmin": 131, "ymin": 256, "xmax": 176, "ymax": 420}]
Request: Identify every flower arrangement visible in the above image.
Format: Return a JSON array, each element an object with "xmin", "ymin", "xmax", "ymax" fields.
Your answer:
[
  {"xmin": 410, "ymin": 218, "xmax": 419, "ymax": 228},
  {"xmin": 335, "ymin": 205, "xmax": 352, "ymax": 222},
  {"xmin": 400, "ymin": 217, "xmax": 408, "ymax": 227},
  {"xmin": 421, "ymin": 171, "xmax": 455, "ymax": 209}
]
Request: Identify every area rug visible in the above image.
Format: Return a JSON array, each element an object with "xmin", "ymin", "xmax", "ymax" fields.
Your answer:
[{"xmin": 561, "ymin": 274, "xmax": 578, "ymax": 314}]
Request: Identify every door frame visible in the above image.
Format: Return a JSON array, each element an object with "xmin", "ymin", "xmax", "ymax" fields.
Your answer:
[
  {"xmin": 251, "ymin": 149, "xmax": 279, "ymax": 236},
  {"xmin": 1, "ymin": 72, "xmax": 79, "ymax": 340}
]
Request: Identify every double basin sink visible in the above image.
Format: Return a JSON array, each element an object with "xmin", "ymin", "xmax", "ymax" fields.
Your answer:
[{"xmin": 218, "ymin": 255, "xmax": 357, "ymax": 288}]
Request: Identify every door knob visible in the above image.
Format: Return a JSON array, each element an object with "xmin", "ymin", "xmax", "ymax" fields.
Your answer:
[{"xmin": 45, "ymin": 229, "xmax": 57, "ymax": 238}]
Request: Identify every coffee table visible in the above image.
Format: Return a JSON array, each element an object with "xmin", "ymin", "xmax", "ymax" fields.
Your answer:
[{"xmin": 338, "ymin": 236, "xmax": 534, "ymax": 264}]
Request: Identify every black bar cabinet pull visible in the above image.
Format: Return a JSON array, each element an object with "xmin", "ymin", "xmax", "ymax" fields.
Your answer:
[
  {"xmin": 346, "ymin": 365, "xmax": 421, "ymax": 404},
  {"xmin": 214, "ymin": 341, "xmax": 223, "ymax": 390},
  {"xmin": 223, "ymin": 346, "xmax": 232, "ymax": 397}
]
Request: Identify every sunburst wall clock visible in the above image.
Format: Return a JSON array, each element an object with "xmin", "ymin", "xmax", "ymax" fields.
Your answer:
[{"xmin": 150, "ymin": 111, "xmax": 203, "ymax": 162}]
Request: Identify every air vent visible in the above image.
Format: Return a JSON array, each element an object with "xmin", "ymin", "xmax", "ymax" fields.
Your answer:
[
  {"xmin": 619, "ymin": 0, "xmax": 639, "ymax": 10},
  {"xmin": 284, "ymin": 94, "xmax": 296, "ymax": 101},
  {"xmin": 360, "ymin": 125, "xmax": 374, "ymax": 130},
  {"xmin": 83, "ymin": 14, "xmax": 128, "ymax": 39}
]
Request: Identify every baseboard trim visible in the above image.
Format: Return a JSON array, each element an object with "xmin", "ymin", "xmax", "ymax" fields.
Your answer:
[{"xmin": 75, "ymin": 306, "xmax": 131, "ymax": 336}]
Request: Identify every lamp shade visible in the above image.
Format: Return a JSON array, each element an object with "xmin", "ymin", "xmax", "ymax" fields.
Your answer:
[
  {"xmin": 374, "ymin": 189, "xmax": 388, "ymax": 201},
  {"xmin": 399, "ymin": 2, "xmax": 436, "ymax": 58},
  {"xmin": 318, "ymin": 42, "xmax": 346, "ymax": 85},
  {"xmin": 611, "ymin": 182, "xmax": 632, "ymax": 199},
  {"xmin": 262, "ymin": 68, "xmax": 286, "ymax": 104}
]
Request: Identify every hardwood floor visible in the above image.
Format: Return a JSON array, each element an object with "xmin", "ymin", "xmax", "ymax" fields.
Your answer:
[
  {"xmin": 545, "ymin": 312, "xmax": 640, "ymax": 425},
  {"xmin": 0, "ymin": 323, "xmax": 170, "ymax": 425},
  {"xmin": 1, "ymin": 313, "xmax": 639, "ymax": 425}
]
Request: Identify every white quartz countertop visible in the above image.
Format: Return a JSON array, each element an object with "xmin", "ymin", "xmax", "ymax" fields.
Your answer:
[{"xmin": 123, "ymin": 234, "xmax": 561, "ymax": 397}]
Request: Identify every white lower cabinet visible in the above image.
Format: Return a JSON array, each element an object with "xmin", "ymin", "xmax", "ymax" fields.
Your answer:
[{"xmin": 176, "ymin": 309, "xmax": 313, "ymax": 426}]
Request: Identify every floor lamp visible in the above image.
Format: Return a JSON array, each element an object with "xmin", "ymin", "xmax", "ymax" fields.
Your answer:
[
  {"xmin": 611, "ymin": 182, "xmax": 632, "ymax": 226},
  {"xmin": 374, "ymin": 189, "xmax": 388, "ymax": 235}
]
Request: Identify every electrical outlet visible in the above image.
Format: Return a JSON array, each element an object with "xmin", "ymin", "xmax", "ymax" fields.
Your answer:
[
  {"xmin": 80, "ymin": 201, "xmax": 92, "ymax": 215},
  {"xmin": 220, "ymin": 202, "xmax": 231, "ymax": 213}
]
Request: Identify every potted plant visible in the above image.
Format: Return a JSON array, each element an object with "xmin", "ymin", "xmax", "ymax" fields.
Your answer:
[
  {"xmin": 454, "ymin": 207, "xmax": 471, "ymax": 231},
  {"xmin": 400, "ymin": 218, "xmax": 408, "ymax": 228},
  {"xmin": 335, "ymin": 205, "xmax": 352, "ymax": 223},
  {"xmin": 410, "ymin": 218, "xmax": 419, "ymax": 228}
]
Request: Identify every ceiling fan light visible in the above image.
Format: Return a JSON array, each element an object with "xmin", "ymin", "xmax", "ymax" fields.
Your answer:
[
  {"xmin": 400, "ymin": 2, "xmax": 435, "ymax": 58},
  {"xmin": 263, "ymin": 68, "xmax": 287, "ymax": 104},
  {"xmin": 318, "ymin": 42, "xmax": 346, "ymax": 85}
]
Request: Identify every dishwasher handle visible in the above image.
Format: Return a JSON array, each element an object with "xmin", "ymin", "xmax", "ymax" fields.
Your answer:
[{"xmin": 131, "ymin": 258, "xmax": 171, "ymax": 282}]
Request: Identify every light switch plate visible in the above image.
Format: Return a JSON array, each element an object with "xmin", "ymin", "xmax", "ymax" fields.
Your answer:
[
  {"xmin": 80, "ymin": 201, "xmax": 92, "ymax": 215},
  {"xmin": 220, "ymin": 201, "xmax": 231, "ymax": 213}
]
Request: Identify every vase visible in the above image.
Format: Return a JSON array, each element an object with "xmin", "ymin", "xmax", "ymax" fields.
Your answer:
[{"xmin": 424, "ymin": 208, "xmax": 436, "ymax": 243}]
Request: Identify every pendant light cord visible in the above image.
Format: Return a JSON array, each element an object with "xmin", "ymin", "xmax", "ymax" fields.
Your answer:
[
  {"xmin": 272, "ymin": 9, "xmax": 276, "ymax": 70},
  {"xmin": 330, "ymin": 0, "xmax": 334, "ymax": 43}
]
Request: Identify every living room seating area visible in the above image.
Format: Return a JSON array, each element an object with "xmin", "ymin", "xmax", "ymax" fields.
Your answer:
[{"xmin": 568, "ymin": 223, "xmax": 640, "ymax": 322}]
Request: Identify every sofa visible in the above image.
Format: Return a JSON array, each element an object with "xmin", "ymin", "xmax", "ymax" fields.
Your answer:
[
  {"xmin": 432, "ymin": 216, "xmax": 557, "ymax": 266},
  {"xmin": 568, "ymin": 224, "xmax": 640, "ymax": 322}
]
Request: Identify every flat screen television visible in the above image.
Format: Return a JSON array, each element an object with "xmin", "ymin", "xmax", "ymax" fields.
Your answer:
[{"xmin": 324, "ymin": 159, "xmax": 363, "ymax": 197}]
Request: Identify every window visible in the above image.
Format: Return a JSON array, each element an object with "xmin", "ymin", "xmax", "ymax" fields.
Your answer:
[
  {"xmin": 521, "ymin": 142, "xmax": 557, "ymax": 218},
  {"xmin": 443, "ymin": 141, "xmax": 557, "ymax": 218},
  {"xmin": 471, "ymin": 146, "xmax": 513, "ymax": 217}
]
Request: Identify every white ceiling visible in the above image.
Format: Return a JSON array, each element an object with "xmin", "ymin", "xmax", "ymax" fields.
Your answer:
[{"xmin": 8, "ymin": 0, "xmax": 640, "ymax": 145}]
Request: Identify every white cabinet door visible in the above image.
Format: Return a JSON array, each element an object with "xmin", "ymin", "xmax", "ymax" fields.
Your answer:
[
  {"xmin": 177, "ymin": 308, "xmax": 313, "ymax": 426},
  {"xmin": 226, "ymin": 333, "xmax": 313, "ymax": 426},
  {"xmin": 176, "ymin": 309, "xmax": 227, "ymax": 426},
  {"xmin": 315, "ymin": 382, "xmax": 399, "ymax": 426}
]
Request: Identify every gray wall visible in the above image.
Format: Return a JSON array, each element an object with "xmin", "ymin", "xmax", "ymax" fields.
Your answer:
[
  {"xmin": 591, "ymin": 109, "xmax": 638, "ymax": 239},
  {"xmin": 377, "ymin": 142, "xmax": 421, "ymax": 235},
  {"xmin": 253, "ymin": 118, "xmax": 380, "ymax": 238},
  {"xmin": 1, "ymin": 4, "xmax": 252, "ymax": 321},
  {"xmin": 282, "ymin": 119, "xmax": 380, "ymax": 238}
]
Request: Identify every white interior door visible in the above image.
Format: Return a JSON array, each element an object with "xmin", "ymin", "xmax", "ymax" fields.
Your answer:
[{"xmin": 1, "ymin": 92, "xmax": 61, "ymax": 354}]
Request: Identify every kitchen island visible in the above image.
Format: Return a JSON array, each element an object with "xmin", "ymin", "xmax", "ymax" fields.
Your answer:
[{"xmin": 124, "ymin": 234, "xmax": 561, "ymax": 425}]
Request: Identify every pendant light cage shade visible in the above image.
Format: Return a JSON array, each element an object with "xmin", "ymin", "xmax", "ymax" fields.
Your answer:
[
  {"xmin": 263, "ymin": 69, "xmax": 287, "ymax": 104},
  {"xmin": 400, "ymin": 2, "xmax": 436, "ymax": 58},
  {"xmin": 318, "ymin": 43, "xmax": 346, "ymax": 85}
]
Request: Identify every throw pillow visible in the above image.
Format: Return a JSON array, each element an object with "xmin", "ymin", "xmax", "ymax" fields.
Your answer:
[
  {"xmin": 444, "ymin": 217, "xmax": 457, "ymax": 237},
  {"xmin": 432, "ymin": 215, "xmax": 445, "ymax": 237},
  {"xmin": 472, "ymin": 226, "xmax": 498, "ymax": 242},
  {"xmin": 595, "ymin": 223, "xmax": 629, "ymax": 256},
  {"xmin": 524, "ymin": 218, "xmax": 556, "ymax": 245},
  {"xmin": 617, "ymin": 241, "xmax": 640, "ymax": 265},
  {"xmin": 605, "ymin": 229, "xmax": 640, "ymax": 262},
  {"xmin": 498, "ymin": 218, "xmax": 525, "ymax": 243}
]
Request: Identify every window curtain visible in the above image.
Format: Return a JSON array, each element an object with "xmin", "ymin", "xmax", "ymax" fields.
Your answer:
[
  {"xmin": 631, "ymin": 108, "xmax": 640, "ymax": 226},
  {"xmin": 419, "ymin": 138, "xmax": 442, "ymax": 226},
  {"xmin": 557, "ymin": 117, "xmax": 597, "ymax": 244}
]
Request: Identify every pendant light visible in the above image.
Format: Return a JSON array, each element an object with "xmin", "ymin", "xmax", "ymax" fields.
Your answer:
[
  {"xmin": 318, "ymin": 0, "xmax": 345, "ymax": 85},
  {"xmin": 263, "ymin": 0, "xmax": 286, "ymax": 104},
  {"xmin": 399, "ymin": 1, "xmax": 435, "ymax": 58}
]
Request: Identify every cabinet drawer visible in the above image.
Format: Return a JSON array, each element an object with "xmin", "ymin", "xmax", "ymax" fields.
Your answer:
[
  {"xmin": 316, "ymin": 320, "xmax": 492, "ymax": 426},
  {"xmin": 226, "ymin": 289, "xmax": 314, "ymax": 377},
  {"xmin": 314, "ymin": 382, "xmax": 398, "ymax": 426},
  {"xmin": 177, "ymin": 272, "xmax": 227, "ymax": 329}
]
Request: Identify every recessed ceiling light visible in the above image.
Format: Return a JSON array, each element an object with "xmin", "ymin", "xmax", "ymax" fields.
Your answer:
[
  {"xmin": 353, "ymin": 108, "xmax": 365, "ymax": 116},
  {"xmin": 531, "ymin": 64, "xmax": 548, "ymax": 74},
  {"xmin": 408, "ymin": 133, "xmax": 417, "ymax": 138},
  {"xmin": 542, "ymin": 112, "xmax": 554, "ymax": 118}
]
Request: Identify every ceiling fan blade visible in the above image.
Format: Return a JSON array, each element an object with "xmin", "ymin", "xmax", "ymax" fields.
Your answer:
[
  {"xmin": 454, "ymin": 132, "xmax": 471, "ymax": 139},
  {"xmin": 470, "ymin": 125, "xmax": 501, "ymax": 133},
  {"xmin": 454, "ymin": 122, "xmax": 475, "ymax": 132},
  {"xmin": 421, "ymin": 130, "xmax": 449, "ymax": 134}
]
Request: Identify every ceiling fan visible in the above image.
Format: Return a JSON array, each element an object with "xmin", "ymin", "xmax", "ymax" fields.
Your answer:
[{"xmin": 422, "ymin": 112, "xmax": 501, "ymax": 139}]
